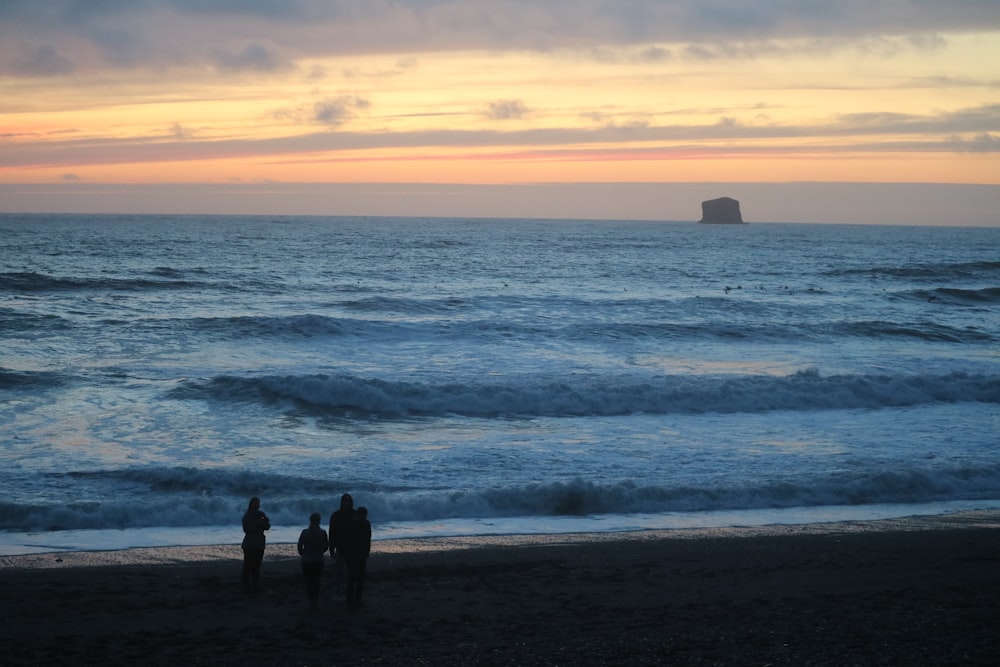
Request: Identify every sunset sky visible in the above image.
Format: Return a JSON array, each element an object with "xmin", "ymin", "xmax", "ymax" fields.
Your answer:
[{"xmin": 1, "ymin": 1, "xmax": 998, "ymax": 224}]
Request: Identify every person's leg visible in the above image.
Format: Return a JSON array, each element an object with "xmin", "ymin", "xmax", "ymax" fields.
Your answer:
[
  {"xmin": 314, "ymin": 561, "xmax": 325, "ymax": 603},
  {"xmin": 248, "ymin": 549, "xmax": 264, "ymax": 587},
  {"xmin": 355, "ymin": 559, "xmax": 367, "ymax": 605},
  {"xmin": 345, "ymin": 558, "xmax": 357, "ymax": 605},
  {"xmin": 302, "ymin": 561, "xmax": 322, "ymax": 607},
  {"xmin": 333, "ymin": 550, "xmax": 347, "ymax": 593}
]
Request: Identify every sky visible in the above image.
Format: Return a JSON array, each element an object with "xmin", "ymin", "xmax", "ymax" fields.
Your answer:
[{"xmin": 1, "ymin": 0, "xmax": 999, "ymax": 224}]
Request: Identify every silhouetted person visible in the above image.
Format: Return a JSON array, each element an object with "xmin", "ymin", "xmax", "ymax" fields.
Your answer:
[
  {"xmin": 328, "ymin": 493, "xmax": 355, "ymax": 594},
  {"xmin": 345, "ymin": 506, "xmax": 372, "ymax": 608},
  {"xmin": 297, "ymin": 512, "xmax": 328, "ymax": 609},
  {"xmin": 241, "ymin": 496, "xmax": 270, "ymax": 590}
]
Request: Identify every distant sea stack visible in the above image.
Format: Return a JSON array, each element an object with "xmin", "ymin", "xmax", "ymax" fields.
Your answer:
[{"xmin": 699, "ymin": 197, "xmax": 745, "ymax": 224}]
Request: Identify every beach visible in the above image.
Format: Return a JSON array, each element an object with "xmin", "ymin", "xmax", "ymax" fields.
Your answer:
[{"xmin": 2, "ymin": 512, "xmax": 999, "ymax": 666}]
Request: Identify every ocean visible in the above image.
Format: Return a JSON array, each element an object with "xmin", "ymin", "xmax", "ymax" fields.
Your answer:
[{"xmin": 1, "ymin": 213, "xmax": 998, "ymax": 556}]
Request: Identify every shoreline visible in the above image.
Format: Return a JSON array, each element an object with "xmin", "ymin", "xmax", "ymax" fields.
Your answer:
[
  {"xmin": 3, "ymin": 510, "xmax": 999, "ymax": 665},
  {"xmin": 3, "ymin": 508, "xmax": 1000, "ymax": 570}
]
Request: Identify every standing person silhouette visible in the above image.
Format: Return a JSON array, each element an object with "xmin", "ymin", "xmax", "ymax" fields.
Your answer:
[
  {"xmin": 328, "ymin": 493, "xmax": 354, "ymax": 594},
  {"xmin": 345, "ymin": 506, "xmax": 372, "ymax": 608},
  {"xmin": 241, "ymin": 496, "xmax": 270, "ymax": 591},
  {"xmin": 297, "ymin": 512, "xmax": 328, "ymax": 609}
]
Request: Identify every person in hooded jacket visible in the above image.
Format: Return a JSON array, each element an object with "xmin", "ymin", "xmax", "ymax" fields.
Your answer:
[
  {"xmin": 328, "ymin": 493, "xmax": 355, "ymax": 594},
  {"xmin": 344, "ymin": 506, "xmax": 372, "ymax": 608},
  {"xmin": 297, "ymin": 512, "xmax": 329, "ymax": 609}
]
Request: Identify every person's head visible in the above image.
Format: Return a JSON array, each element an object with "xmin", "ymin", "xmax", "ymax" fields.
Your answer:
[
  {"xmin": 357, "ymin": 506, "xmax": 368, "ymax": 520},
  {"xmin": 340, "ymin": 493, "xmax": 353, "ymax": 510},
  {"xmin": 248, "ymin": 497, "xmax": 260, "ymax": 512},
  {"xmin": 309, "ymin": 512, "xmax": 321, "ymax": 526}
]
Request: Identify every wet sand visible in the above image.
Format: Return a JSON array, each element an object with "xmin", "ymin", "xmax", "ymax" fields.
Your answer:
[{"xmin": 2, "ymin": 512, "xmax": 999, "ymax": 665}]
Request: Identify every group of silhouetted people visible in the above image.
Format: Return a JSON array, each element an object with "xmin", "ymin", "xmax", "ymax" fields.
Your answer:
[{"xmin": 240, "ymin": 494, "xmax": 372, "ymax": 610}]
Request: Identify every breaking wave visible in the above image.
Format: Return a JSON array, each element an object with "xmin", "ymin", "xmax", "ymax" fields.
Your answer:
[
  {"xmin": 0, "ymin": 271, "xmax": 203, "ymax": 292},
  {"xmin": 3, "ymin": 464, "xmax": 999, "ymax": 532},
  {"xmin": 167, "ymin": 369, "xmax": 1000, "ymax": 419}
]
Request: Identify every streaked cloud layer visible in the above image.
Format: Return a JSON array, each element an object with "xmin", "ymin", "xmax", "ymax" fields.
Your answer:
[{"xmin": 1, "ymin": 1, "xmax": 998, "ymax": 222}]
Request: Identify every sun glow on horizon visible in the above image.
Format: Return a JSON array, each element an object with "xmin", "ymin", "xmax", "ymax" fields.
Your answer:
[{"xmin": 1, "ymin": 1, "xmax": 998, "ymax": 223}]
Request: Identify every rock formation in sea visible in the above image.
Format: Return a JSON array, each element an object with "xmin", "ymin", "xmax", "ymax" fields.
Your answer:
[{"xmin": 699, "ymin": 197, "xmax": 744, "ymax": 224}]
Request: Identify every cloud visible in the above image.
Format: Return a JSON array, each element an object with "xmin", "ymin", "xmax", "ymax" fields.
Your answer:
[
  {"xmin": 961, "ymin": 132, "xmax": 999, "ymax": 153},
  {"xmin": 580, "ymin": 111, "xmax": 653, "ymax": 130},
  {"xmin": 677, "ymin": 33, "xmax": 955, "ymax": 62},
  {"xmin": 9, "ymin": 44, "xmax": 74, "ymax": 76},
  {"xmin": 2, "ymin": 1, "xmax": 999, "ymax": 77},
  {"xmin": 4, "ymin": 103, "xmax": 996, "ymax": 171},
  {"xmin": 485, "ymin": 99, "xmax": 529, "ymax": 121},
  {"xmin": 636, "ymin": 45, "xmax": 672, "ymax": 63},
  {"xmin": 212, "ymin": 43, "xmax": 289, "ymax": 72},
  {"xmin": 313, "ymin": 95, "xmax": 370, "ymax": 127},
  {"xmin": 906, "ymin": 33, "xmax": 949, "ymax": 51},
  {"xmin": 835, "ymin": 104, "xmax": 1000, "ymax": 135},
  {"xmin": 169, "ymin": 123, "xmax": 195, "ymax": 139},
  {"xmin": 269, "ymin": 94, "xmax": 371, "ymax": 127}
]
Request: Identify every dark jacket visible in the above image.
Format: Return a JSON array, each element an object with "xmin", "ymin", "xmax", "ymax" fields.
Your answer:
[
  {"xmin": 346, "ymin": 516, "xmax": 372, "ymax": 562},
  {"xmin": 241, "ymin": 510, "xmax": 270, "ymax": 551},
  {"xmin": 329, "ymin": 508, "xmax": 355, "ymax": 553},
  {"xmin": 297, "ymin": 525, "xmax": 329, "ymax": 563}
]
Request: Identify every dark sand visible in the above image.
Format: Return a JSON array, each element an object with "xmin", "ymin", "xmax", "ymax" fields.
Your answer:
[{"xmin": 2, "ymin": 512, "xmax": 999, "ymax": 666}]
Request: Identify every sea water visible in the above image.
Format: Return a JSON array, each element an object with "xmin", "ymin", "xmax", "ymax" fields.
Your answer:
[{"xmin": 1, "ymin": 213, "xmax": 998, "ymax": 555}]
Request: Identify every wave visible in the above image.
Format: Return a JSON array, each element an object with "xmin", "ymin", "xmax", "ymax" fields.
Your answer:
[
  {"xmin": 834, "ymin": 320, "xmax": 996, "ymax": 343},
  {"xmin": 0, "ymin": 367, "xmax": 68, "ymax": 390},
  {"xmin": 832, "ymin": 260, "xmax": 1000, "ymax": 280},
  {"xmin": 341, "ymin": 296, "xmax": 472, "ymax": 315},
  {"xmin": 149, "ymin": 266, "xmax": 210, "ymax": 279},
  {"xmin": 61, "ymin": 467, "xmax": 349, "ymax": 498},
  {"xmin": 911, "ymin": 286, "xmax": 1000, "ymax": 305},
  {"xmin": 3, "ymin": 463, "xmax": 999, "ymax": 532},
  {"xmin": 0, "ymin": 468, "xmax": 339, "ymax": 532},
  {"xmin": 124, "ymin": 299, "xmax": 997, "ymax": 345},
  {"xmin": 591, "ymin": 319, "xmax": 995, "ymax": 344},
  {"xmin": 166, "ymin": 369, "xmax": 1000, "ymax": 419},
  {"xmin": 187, "ymin": 313, "xmax": 350, "ymax": 338},
  {"xmin": 0, "ymin": 309, "xmax": 70, "ymax": 333},
  {"xmin": 0, "ymin": 271, "xmax": 203, "ymax": 293},
  {"xmin": 179, "ymin": 312, "xmax": 752, "ymax": 343},
  {"xmin": 409, "ymin": 465, "xmax": 1000, "ymax": 519}
]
